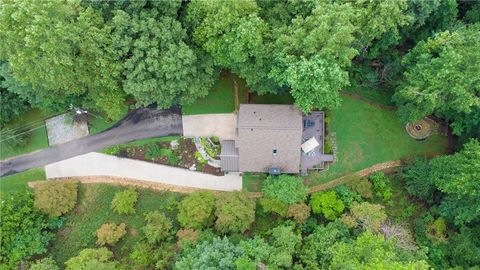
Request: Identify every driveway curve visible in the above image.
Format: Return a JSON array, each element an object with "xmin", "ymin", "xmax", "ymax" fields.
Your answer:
[{"xmin": 0, "ymin": 107, "xmax": 183, "ymax": 177}]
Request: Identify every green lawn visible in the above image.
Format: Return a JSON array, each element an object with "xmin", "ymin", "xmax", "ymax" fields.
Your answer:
[
  {"xmin": 344, "ymin": 85, "xmax": 395, "ymax": 107},
  {"xmin": 0, "ymin": 168, "xmax": 46, "ymax": 199},
  {"xmin": 249, "ymin": 92, "xmax": 294, "ymax": 104},
  {"xmin": 0, "ymin": 109, "xmax": 51, "ymax": 159},
  {"xmin": 304, "ymin": 95, "xmax": 446, "ymax": 186},
  {"xmin": 49, "ymin": 184, "xmax": 184, "ymax": 266},
  {"xmin": 182, "ymin": 73, "xmax": 236, "ymax": 115}
]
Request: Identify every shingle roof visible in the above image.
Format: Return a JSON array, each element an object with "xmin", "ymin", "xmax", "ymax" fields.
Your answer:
[
  {"xmin": 236, "ymin": 104, "xmax": 302, "ymax": 173},
  {"xmin": 220, "ymin": 140, "xmax": 239, "ymax": 172}
]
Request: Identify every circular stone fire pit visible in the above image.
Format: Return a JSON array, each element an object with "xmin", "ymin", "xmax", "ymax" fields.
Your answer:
[{"xmin": 405, "ymin": 118, "xmax": 434, "ymax": 140}]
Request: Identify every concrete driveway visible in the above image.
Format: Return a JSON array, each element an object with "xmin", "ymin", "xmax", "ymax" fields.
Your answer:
[
  {"xmin": 45, "ymin": 152, "xmax": 242, "ymax": 191},
  {"xmin": 182, "ymin": 113, "xmax": 236, "ymax": 140},
  {"xmin": 0, "ymin": 108, "xmax": 183, "ymax": 177}
]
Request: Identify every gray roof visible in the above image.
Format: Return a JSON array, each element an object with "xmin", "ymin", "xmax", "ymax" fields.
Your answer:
[
  {"xmin": 220, "ymin": 140, "xmax": 239, "ymax": 172},
  {"xmin": 236, "ymin": 104, "xmax": 302, "ymax": 173}
]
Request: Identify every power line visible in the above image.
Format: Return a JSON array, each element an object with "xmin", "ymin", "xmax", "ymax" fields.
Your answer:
[
  {"xmin": 5, "ymin": 110, "xmax": 66, "ymax": 133},
  {"xmin": 0, "ymin": 124, "xmax": 46, "ymax": 142}
]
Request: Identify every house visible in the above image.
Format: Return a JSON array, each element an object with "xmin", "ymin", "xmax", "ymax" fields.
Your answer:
[{"xmin": 220, "ymin": 104, "xmax": 333, "ymax": 175}]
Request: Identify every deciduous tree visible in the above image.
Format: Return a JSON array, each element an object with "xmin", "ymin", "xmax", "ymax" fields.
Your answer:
[
  {"xmin": 215, "ymin": 192, "xmax": 255, "ymax": 234},
  {"xmin": 177, "ymin": 191, "xmax": 215, "ymax": 230}
]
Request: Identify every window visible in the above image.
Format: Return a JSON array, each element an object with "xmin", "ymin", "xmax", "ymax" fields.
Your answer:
[{"xmin": 272, "ymin": 149, "xmax": 278, "ymax": 156}]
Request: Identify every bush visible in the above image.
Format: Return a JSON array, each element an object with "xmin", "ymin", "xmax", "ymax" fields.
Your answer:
[
  {"xmin": 176, "ymin": 229, "xmax": 199, "ymax": 249},
  {"xmin": 96, "ymin": 223, "xmax": 127, "ymax": 246},
  {"xmin": 310, "ymin": 191, "xmax": 345, "ymax": 221},
  {"xmin": 65, "ymin": 248, "xmax": 119, "ymax": 270},
  {"xmin": 347, "ymin": 177, "xmax": 373, "ymax": 199},
  {"xmin": 29, "ymin": 257, "xmax": 59, "ymax": 270},
  {"xmin": 347, "ymin": 202, "xmax": 387, "ymax": 232},
  {"xmin": 287, "ymin": 203, "xmax": 311, "ymax": 223},
  {"xmin": 143, "ymin": 211, "xmax": 172, "ymax": 244},
  {"xmin": 333, "ymin": 184, "xmax": 363, "ymax": 209},
  {"xmin": 215, "ymin": 192, "xmax": 256, "ymax": 234},
  {"xmin": 369, "ymin": 172, "xmax": 392, "ymax": 202},
  {"xmin": 324, "ymin": 137, "xmax": 333, "ymax": 154},
  {"xmin": 103, "ymin": 145, "xmax": 120, "ymax": 155},
  {"xmin": 262, "ymin": 175, "xmax": 307, "ymax": 205},
  {"xmin": 111, "ymin": 188, "xmax": 138, "ymax": 215},
  {"xmin": 0, "ymin": 192, "xmax": 59, "ymax": 269},
  {"xmin": 177, "ymin": 192, "xmax": 215, "ymax": 230},
  {"xmin": 33, "ymin": 181, "xmax": 78, "ymax": 217},
  {"xmin": 145, "ymin": 143, "xmax": 162, "ymax": 160},
  {"xmin": 130, "ymin": 241, "xmax": 175, "ymax": 270},
  {"xmin": 259, "ymin": 197, "xmax": 289, "ymax": 217},
  {"xmin": 175, "ymin": 237, "xmax": 243, "ymax": 270}
]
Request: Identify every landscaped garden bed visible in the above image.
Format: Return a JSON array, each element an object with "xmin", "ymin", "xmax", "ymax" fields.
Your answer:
[{"xmin": 103, "ymin": 137, "xmax": 223, "ymax": 176}]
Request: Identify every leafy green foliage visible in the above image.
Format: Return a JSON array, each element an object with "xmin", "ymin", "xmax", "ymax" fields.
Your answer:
[
  {"xmin": 394, "ymin": 23, "xmax": 480, "ymax": 136},
  {"xmin": 348, "ymin": 177, "xmax": 373, "ymax": 199},
  {"xmin": 298, "ymin": 220, "xmax": 351, "ymax": 269},
  {"xmin": 446, "ymin": 226, "xmax": 480, "ymax": 268},
  {"xmin": 65, "ymin": 248, "xmax": 119, "ymax": 270},
  {"xmin": 111, "ymin": 189, "xmax": 138, "ymax": 215},
  {"xmin": 286, "ymin": 203, "xmax": 311, "ymax": 224},
  {"xmin": 402, "ymin": 139, "xmax": 480, "ymax": 226},
  {"xmin": 0, "ymin": 64, "xmax": 28, "ymax": 126},
  {"xmin": 346, "ymin": 202, "xmax": 387, "ymax": 232},
  {"xmin": 0, "ymin": 192, "xmax": 58, "ymax": 269},
  {"xmin": 262, "ymin": 175, "xmax": 307, "ymax": 205},
  {"xmin": 239, "ymin": 224, "xmax": 301, "ymax": 269},
  {"xmin": 259, "ymin": 197, "xmax": 289, "ymax": 217},
  {"xmin": 142, "ymin": 211, "xmax": 172, "ymax": 245},
  {"xmin": 175, "ymin": 237, "xmax": 242, "ymax": 270},
  {"xmin": 330, "ymin": 232, "xmax": 430, "ymax": 269},
  {"xmin": 177, "ymin": 192, "xmax": 215, "ymax": 230},
  {"xmin": 33, "ymin": 181, "xmax": 78, "ymax": 217},
  {"xmin": 310, "ymin": 191, "xmax": 345, "ymax": 221},
  {"xmin": 214, "ymin": 192, "xmax": 255, "ymax": 234},
  {"xmin": 96, "ymin": 223, "xmax": 127, "ymax": 246},
  {"xmin": 110, "ymin": 4, "xmax": 215, "ymax": 109},
  {"xmin": 333, "ymin": 184, "xmax": 363, "ymax": 209},
  {"xmin": 29, "ymin": 257, "xmax": 60, "ymax": 270},
  {"xmin": 0, "ymin": 0, "xmax": 126, "ymax": 119},
  {"xmin": 369, "ymin": 172, "xmax": 393, "ymax": 202}
]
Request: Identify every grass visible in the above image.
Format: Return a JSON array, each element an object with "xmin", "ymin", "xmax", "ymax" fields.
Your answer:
[
  {"xmin": 182, "ymin": 73, "xmax": 236, "ymax": 115},
  {"xmin": 343, "ymin": 86, "xmax": 395, "ymax": 107},
  {"xmin": 242, "ymin": 172, "xmax": 268, "ymax": 192},
  {"xmin": 304, "ymin": 95, "xmax": 446, "ymax": 186},
  {"xmin": 49, "ymin": 183, "xmax": 184, "ymax": 267},
  {"xmin": 89, "ymin": 115, "xmax": 116, "ymax": 135},
  {"xmin": 0, "ymin": 109, "xmax": 50, "ymax": 159},
  {"xmin": 249, "ymin": 92, "xmax": 294, "ymax": 104},
  {"xmin": 0, "ymin": 168, "xmax": 46, "ymax": 198}
]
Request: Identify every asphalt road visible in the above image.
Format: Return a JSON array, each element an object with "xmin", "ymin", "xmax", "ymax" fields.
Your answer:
[{"xmin": 0, "ymin": 107, "xmax": 183, "ymax": 177}]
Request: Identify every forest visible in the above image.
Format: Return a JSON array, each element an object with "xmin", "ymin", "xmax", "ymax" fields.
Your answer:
[{"xmin": 0, "ymin": 0, "xmax": 479, "ymax": 269}]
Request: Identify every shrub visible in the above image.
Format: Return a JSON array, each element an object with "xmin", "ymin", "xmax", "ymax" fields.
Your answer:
[
  {"xmin": 262, "ymin": 175, "xmax": 307, "ymax": 205},
  {"xmin": 215, "ymin": 192, "xmax": 256, "ymax": 234},
  {"xmin": 324, "ymin": 137, "xmax": 333, "ymax": 154},
  {"xmin": 29, "ymin": 257, "xmax": 59, "ymax": 270},
  {"xmin": 333, "ymin": 184, "xmax": 363, "ymax": 209},
  {"xmin": 177, "ymin": 192, "xmax": 215, "ymax": 229},
  {"xmin": 426, "ymin": 217, "xmax": 447, "ymax": 243},
  {"xmin": 143, "ymin": 211, "xmax": 172, "ymax": 244},
  {"xmin": 176, "ymin": 229, "xmax": 199, "ymax": 249},
  {"xmin": 96, "ymin": 223, "xmax": 127, "ymax": 246},
  {"xmin": 348, "ymin": 202, "xmax": 387, "ymax": 232},
  {"xmin": 103, "ymin": 145, "xmax": 120, "ymax": 155},
  {"xmin": 347, "ymin": 177, "xmax": 373, "ymax": 199},
  {"xmin": 33, "ymin": 181, "xmax": 78, "ymax": 217},
  {"xmin": 145, "ymin": 143, "xmax": 162, "ymax": 160},
  {"xmin": 369, "ymin": 172, "xmax": 392, "ymax": 202},
  {"xmin": 310, "ymin": 191, "xmax": 345, "ymax": 220},
  {"xmin": 111, "ymin": 188, "xmax": 138, "ymax": 215},
  {"xmin": 130, "ymin": 241, "xmax": 175, "ymax": 270},
  {"xmin": 259, "ymin": 197, "xmax": 289, "ymax": 217},
  {"xmin": 175, "ymin": 237, "xmax": 243, "ymax": 270},
  {"xmin": 287, "ymin": 203, "xmax": 311, "ymax": 223},
  {"xmin": 65, "ymin": 248, "xmax": 119, "ymax": 270},
  {"xmin": 0, "ymin": 192, "xmax": 59, "ymax": 269}
]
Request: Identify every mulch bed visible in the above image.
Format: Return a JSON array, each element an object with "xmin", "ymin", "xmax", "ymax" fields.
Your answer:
[{"xmin": 118, "ymin": 138, "xmax": 223, "ymax": 176}]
